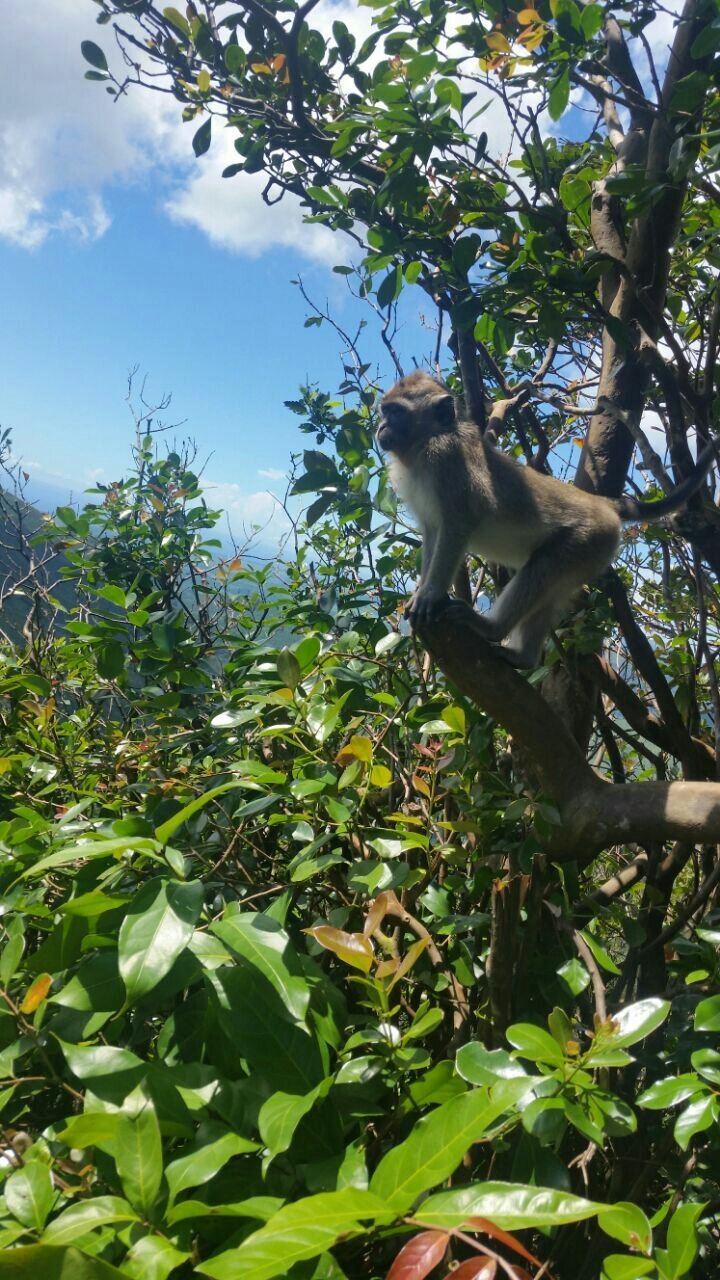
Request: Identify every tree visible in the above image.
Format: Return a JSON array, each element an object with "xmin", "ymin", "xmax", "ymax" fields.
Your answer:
[{"xmin": 0, "ymin": 2, "xmax": 717, "ymax": 1277}]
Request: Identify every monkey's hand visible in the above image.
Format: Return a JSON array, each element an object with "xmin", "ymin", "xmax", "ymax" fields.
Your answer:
[{"xmin": 406, "ymin": 589, "xmax": 452, "ymax": 626}]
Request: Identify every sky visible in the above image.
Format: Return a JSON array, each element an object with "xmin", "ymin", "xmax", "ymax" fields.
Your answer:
[
  {"xmin": 0, "ymin": 0, "xmax": 401, "ymax": 544},
  {"xmin": 0, "ymin": 1, "xmax": 681, "ymax": 544}
]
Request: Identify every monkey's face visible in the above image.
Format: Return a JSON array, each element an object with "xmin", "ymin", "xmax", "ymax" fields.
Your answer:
[
  {"xmin": 377, "ymin": 374, "xmax": 456, "ymax": 456},
  {"xmin": 376, "ymin": 398, "xmax": 413, "ymax": 454}
]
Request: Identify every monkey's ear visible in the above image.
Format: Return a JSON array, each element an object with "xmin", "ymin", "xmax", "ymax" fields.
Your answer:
[{"xmin": 435, "ymin": 394, "xmax": 456, "ymax": 428}]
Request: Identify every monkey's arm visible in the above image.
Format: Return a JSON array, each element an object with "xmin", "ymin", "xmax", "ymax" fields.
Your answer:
[{"xmin": 407, "ymin": 523, "xmax": 468, "ymax": 625}]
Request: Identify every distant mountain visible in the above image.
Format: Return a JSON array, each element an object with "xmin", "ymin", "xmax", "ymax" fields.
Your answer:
[{"xmin": 0, "ymin": 488, "xmax": 76, "ymax": 645}]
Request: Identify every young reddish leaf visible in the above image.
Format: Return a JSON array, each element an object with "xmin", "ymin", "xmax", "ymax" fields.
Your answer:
[
  {"xmin": 388, "ymin": 937, "xmax": 430, "ymax": 989},
  {"xmin": 305, "ymin": 925, "xmax": 374, "ymax": 972},
  {"xmin": 386, "ymin": 1230, "xmax": 449, "ymax": 1280},
  {"xmin": 20, "ymin": 973, "xmax": 52, "ymax": 1013},
  {"xmin": 441, "ymin": 1259, "xmax": 496, "ymax": 1280},
  {"xmin": 364, "ymin": 895, "xmax": 390, "ymax": 936},
  {"xmin": 467, "ymin": 1218, "xmax": 543, "ymax": 1270}
]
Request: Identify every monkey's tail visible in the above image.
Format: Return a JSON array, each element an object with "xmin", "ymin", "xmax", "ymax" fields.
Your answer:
[{"xmin": 615, "ymin": 438, "xmax": 718, "ymax": 522}]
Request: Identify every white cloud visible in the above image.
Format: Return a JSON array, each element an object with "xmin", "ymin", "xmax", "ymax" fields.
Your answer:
[
  {"xmin": 0, "ymin": 0, "xmax": 178, "ymax": 248},
  {"xmin": 164, "ymin": 140, "xmax": 341, "ymax": 263},
  {"xmin": 204, "ymin": 479, "xmax": 292, "ymax": 542},
  {"xmin": 258, "ymin": 467, "xmax": 288, "ymax": 481},
  {"xmin": 0, "ymin": 0, "xmax": 362, "ymax": 262}
]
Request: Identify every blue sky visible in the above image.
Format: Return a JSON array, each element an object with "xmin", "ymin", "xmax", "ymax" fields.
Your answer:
[{"xmin": 0, "ymin": 0, "xmax": 409, "ymax": 542}]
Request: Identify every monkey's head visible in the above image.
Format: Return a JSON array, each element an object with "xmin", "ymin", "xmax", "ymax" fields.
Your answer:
[{"xmin": 377, "ymin": 371, "xmax": 457, "ymax": 456}]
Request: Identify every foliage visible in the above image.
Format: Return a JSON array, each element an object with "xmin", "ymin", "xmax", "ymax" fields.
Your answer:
[{"xmin": 1, "ymin": 0, "xmax": 720, "ymax": 1277}]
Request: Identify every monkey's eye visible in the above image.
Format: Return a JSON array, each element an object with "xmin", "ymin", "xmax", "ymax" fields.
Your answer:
[{"xmin": 381, "ymin": 401, "xmax": 409, "ymax": 424}]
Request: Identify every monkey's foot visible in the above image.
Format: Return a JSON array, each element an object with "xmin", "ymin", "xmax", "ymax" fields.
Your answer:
[{"xmin": 406, "ymin": 590, "xmax": 452, "ymax": 627}]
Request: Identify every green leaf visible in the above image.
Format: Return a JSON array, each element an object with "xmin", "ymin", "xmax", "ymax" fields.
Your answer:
[
  {"xmin": 166, "ymin": 1129, "xmax": 259, "ymax": 1207},
  {"xmin": 548, "ymin": 69, "xmax": 570, "ymax": 121},
  {"xmin": 97, "ymin": 640, "xmax": 125, "ymax": 680},
  {"xmin": 210, "ymin": 962, "xmax": 325, "ymax": 1093},
  {"xmin": 277, "ymin": 647, "xmax": 301, "ymax": 690},
  {"xmin": 377, "ymin": 266, "xmax": 403, "ymax": 309},
  {"xmin": 694, "ymin": 994, "xmax": 720, "ymax": 1031},
  {"xmin": 415, "ymin": 1182, "xmax": 600, "ymax": 1230},
  {"xmin": 557, "ymin": 957, "xmax": 590, "ymax": 995},
  {"xmin": 259, "ymin": 1079, "xmax": 332, "ymax": 1157},
  {"xmin": 115, "ymin": 1096, "xmax": 163, "ymax": 1216},
  {"xmin": 81, "ymin": 41, "xmax": 108, "ymax": 72},
  {"xmin": 666, "ymin": 1201, "xmax": 704, "ymax": 1279},
  {"xmin": 120, "ymin": 1234, "xmax": 190, "ymax": 1280},
  {"xmin": 579, "ymin": 932, "xmax": 621, "ymax": 977},
  {"xmin": 196, "ymin": 1190, "xmax": 392, "ymax": 1280},
  {"xmin": 691, "ymin": 1047, "xmax": 720, "ymax": 1086},
  {"xmin": 599, "ymin": 1202, "xmax": 652, "ymax": 1252},
  {"xmin": 605, "ymin": 997, "xmax": 671, "ymax": 1047},
  {"xmin": 5, "ymin": 1162, "xmax": 55, "ymax": 1230},
  {"xmin": 163, "ymin": 7, "xmax": 190, "ymax": 37},
  {"xmin": 637, "ymin": 1073, "xmax": 704, "ymax": 1110},
  {"xmin": 225, "ymin": 44, "xmax": 246, "ymax": 76},
  {"xmin": 601, "ymin": 1257, "xmax": 654, "ymax": 1280},
  {"xmin": 155, "ymin": 780, "xmax": 273, "ymax": 843},
  {"xmin": 59, "ymin": 1041, "xmax": 145, "ymax": 1087},
  {"xmin": 118, "ymin": 878, "xmax": 203, "ymax": 1003},
  {"xmin": 211, "ymin": 912, "xmax": 311, "ymax": 1020},
  {"xmin": 674, "ymin": 1095, "xmax": 717, "ymax": 1150},
  {"xmin": 0, "ymin": 1246, "xmax": 128, "ymax": 1279},
  {"xmin": 506, "ymin": 1022, "xmax": 566, "ymax": 1066},
  {"xmin": 26, "ymin": 836, "xmax": 162, "ymax": 878},
  {"xmin": 43, "ymin": 1196, "xmax": 139, "ymax": 1246},
  {"xmin": 456, "ymin": 1044, "xmax": 530, "ymax": 1085},
  {"xmin": 193, "ymin": 117, "xmax": 212, "ymax": 157},
  {"xmin": 370, "ymin": 1087, "xmax": 518, "ymax": 1210},
  {"xmin": 520, "ymin": 1097, "xmax": 566, "ymax": 1145}
]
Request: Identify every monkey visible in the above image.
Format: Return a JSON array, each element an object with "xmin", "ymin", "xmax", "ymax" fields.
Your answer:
[{"xmin": 376, "ymin": 369, "xmax": 718, "ymax": 668}]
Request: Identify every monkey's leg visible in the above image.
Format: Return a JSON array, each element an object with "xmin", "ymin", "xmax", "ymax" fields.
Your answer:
[
  {"xmin": 501, "ymin": 606, "xmax": 564, "ymax": 668},
  {"xmin": 480, "ymin": 530, "xmax": 608, "ymax": 645},
  {"xmin": 406, "ymin": 524, "xmax": 436, "ymax": 617},
  {"xmin": 408, "ymin": 525, "xmax": 468, "ymax": 626}
]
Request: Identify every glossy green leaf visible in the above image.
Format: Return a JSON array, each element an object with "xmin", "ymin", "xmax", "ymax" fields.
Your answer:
[
  {"xmin": 5, "ymin": 1162, "xmax": 55, "ymax": 1230},
  {"xmin": 0, "ymin": 1246, "xmax": 127, "ymax": 1279},
  {"xmin": 694, "ymin": 994, "xmax": 720, "ymax": 1031},
  {"xmin": 121, "ymin": 1233, "xmax": 191, "ymax": 1280},
  {"xmin": 211, "ymin": 912, "xmax": 311, "ymax": 1019},
  {"xmin": 548, "ymin": 69, "xmax": 570, "ymax": 121},
  {"xmin": 118, "ymin": 877, "xmax": 203, "ymax": 1003},
  {"xmin": 599, "ymin": 1202, "xmax": 652, "ymax": 1252},
  {"xmin": 691, "ymin": 1047, "xmax": 720, "ymax": 1085},
  {"xmin": 115, "ymin": 1096, "xmax": 163, "ymax": 1216},
  {"xmin": 259, "ymin": 1079, "xmax": 332, "ymax": 1156},
  {"xmin": 43, "ymin": 1197, "xmax": 139, "ymax": 1246},
  {"xmin": 166, "ymin": 1128, "xmax": 259, "ymax": 1206},
  {"xmin": 370, "ymin": 1087, "xmax": 519, "ymax": 1210},
  {"xmin": 637, "ymin": 1074, "xmax": 704, "ymax": 1110},
  {"xmin": 197, "ymin": 1190, "xmax": 392, "ymax": 1279},
  {"xmin": 456, "ymin": 1044, "xmax": 529, "ymax": 1085},
  {"xmin": 506, "ymin": 1022, "xmax": 566, "ymax": 1066},
  {"xmin": 674, "ymin": 1095, "xmax": 717, "ymax": 1150},
  {"xmin": 154, "ymin": 781, "xmax": 251, "ymax": 844},
  {"xmin": 666, "ymin": 1201, "xmax": 704, "ymax": 1278},
  {"xmin": 604, "ymin": 998, "xmax": 671, "ymax": 1047},
  {"xmin": 415, "ymin": 1182, "xmax": 600, "ymax": 1230}
]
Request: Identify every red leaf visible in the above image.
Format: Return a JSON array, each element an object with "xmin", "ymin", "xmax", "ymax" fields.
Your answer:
[
  {"xmin": 468, "ymin": 1219, "xmax": 542, "ymax": 1271},
  {"xmin": 386, "ymin": 1230, "xmax": 450, "ymax": 1280},
  {"xmin": 441, "ymin": 1259, "xmax": 497, "ymax": 1280}
]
